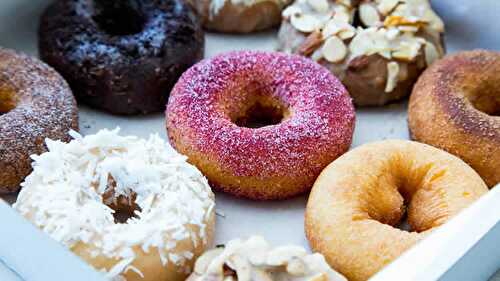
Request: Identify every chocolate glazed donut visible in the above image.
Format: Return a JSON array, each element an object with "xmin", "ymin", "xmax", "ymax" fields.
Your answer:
[{"xmin": 39, "ymin": 0, "xmax": 204, "ymax": 115}]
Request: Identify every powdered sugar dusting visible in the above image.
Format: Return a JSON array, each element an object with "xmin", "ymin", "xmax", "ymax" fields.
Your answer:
[
  {"xmin": 166, "ymin": 51, "xmax": 355, "ymax": 198},
  {"xmin": 14, "ymin": 128, "xmax": 215, "ymax": 279},
  {"xmin": 0, "ymin": 47, "xmax": 78, "ymax": 193}
]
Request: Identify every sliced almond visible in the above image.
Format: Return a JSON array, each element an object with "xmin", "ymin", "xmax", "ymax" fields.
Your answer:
[
  {"xmin": 298, "ymin": 31, "xmax": 324, "ymax": 56},
  {"xmin": 359, "ymin": 3, "xmax": 381, "ymax": 27},
  {"xmin": 226, "ymin": 254, "xmax": 251, "ymax": 281},
  {"xmin": 194, "ymin": 248, "xmax": 224, "ymax": 274},
  {"xmin": 377, "ymin": 0, "xmax": 399, "ymax": 15},
  {"xmin": 423, "ymin": 9, "xmax": 445, "ymax": 32},
  {"xmin": 333, "ymin": 5, "xmax": 352, "ymax": 23},
  {"xmin": 266, "ymin": 246, "xmax": 307, "ymax": 266},
  {"xmin": 424, "ymin": 41, "xmax": 440, "ymax": 66},
  {"xmin": 338, "ymin": 28, "xmax": 356, "ymax": 40},
  {"xmin": 310, "ymin": 48, "xmax": 324, "ymax": 61},
  {"xmin": 392, "ymin": 41, "xmax": 420, "ymax": 61},
  {"xmin": 308, "ymin": 273, "xmax": 329, "ymax": 281},
  {"xmin": 287, "ymin": 257, "xmax": 307, "ymax": 276},
  {"xmin": 322, "ymin": 36, "xmax": 347, "ymax": 63},
  {"xmin": 282, "ymin": 6, "xmax": 302, "ymax": 19},
  {"xmin": 307, "ymin": 0, "xmax": 329, "ymax": 13},
  {"xmin": 397, "ymin": 25, "xmax": 419, "ymax": 32},
  {"xmin": 252, "ymin": 269, "xmax": 274, "ymax": 281},
  {"xmin": 322, "ymin": 19, "xmax": 355, "ymax": 38},
  {"xmin": 290, "ymin": 14, "xmax": 321, "ymax": 33},
  {"xmin": 385, "ymin": 61, "xmax": 400, "ymax": 93}
]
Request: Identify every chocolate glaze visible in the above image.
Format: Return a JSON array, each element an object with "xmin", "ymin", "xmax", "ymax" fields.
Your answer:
[{"xmin": 39, "ymin": 0, "xmax": 205, "ymax": 115}]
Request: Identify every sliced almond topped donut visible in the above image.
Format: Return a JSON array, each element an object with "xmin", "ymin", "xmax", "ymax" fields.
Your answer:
[
  {"xmin": 278, "ymin": 0, "xmax": 446, "ymax": 106},
  {"xmin": 188, "ymin": 236, "xmax": 347, "ymax": 281}
]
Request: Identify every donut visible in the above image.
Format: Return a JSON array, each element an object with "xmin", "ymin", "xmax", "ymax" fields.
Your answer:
[
  {"xmin": 409, "ymin": 50, "xmax": 500, "ymax": 187},
  {"xmin": 166, "ymin": 51, "xmax": 355, "ymax": 200},
  {"xmin": 0, "ymin": 47, "xmax": 78, "ymax": 194},
  {"xmin": 187, "ymin": 236, "xmax": 347, "ymax": 281},
  {"xmin": 278, "ymin": 0, "xmax": 446, "ymax": 106},
  {"xmin": 39, "ymin": 0, "xmax": 204, "ymax": 115},
  {"xmin": 187, "ymin": 0, "xmax": 291, "ymax": 33},
  {"xmin": 305, "ymin": 140, "xmax": 488, "ymax": 281},
  {"xmin": 14, "ymin": 129, "xmax": 216, "ymax": 281}
]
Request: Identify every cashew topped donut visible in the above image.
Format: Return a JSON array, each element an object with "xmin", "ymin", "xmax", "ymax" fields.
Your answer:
[
  {"xmin": 409, "ymin": 50, "xmax": 500, "ymax": 187},
  {"xmin": 188, "ymin": 236, "xmax": 347, "ymax": 281},
  {"xmin": 14, "ymin": 129, "xmax": 216, "ymax": 281},
  {"xmin": 187, "ymin": 0, "xmax": 291, "ymax": 33},
  {"xmin": 306, "ymin": 140, "xmax": 488, "ymax": 281},
  {"xmin": 278, "ymin": 0, "xmax": 445, "ymax": 106},
  {"xmin": 39, "ymin": 0, "xmax": 204, "ymax": 115},
  {"xmin": 166, "ymin": 51, "xmax": 355, "ymax": 200},
  {"xmin": 0, "ymin": 48, "xmax": 78, "ymax": 194}
]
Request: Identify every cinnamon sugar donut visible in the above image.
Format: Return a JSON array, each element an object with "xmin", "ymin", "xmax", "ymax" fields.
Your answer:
[
  {"xmin": 305, "ymin": 140, "xmax": 488, "ymax": 281},
  {"xmin": 409, "ymin": 50, "xmax": 500, "ymax": 187},
  {"xmin": 14, "ymin": 129, "xmax": 216, "ymax": 281},
  {"xmin": 0, "ymin": 48, "xmax": 78, "ymax": 194},
  {"xmin": 187, "ymin": 0, "xmax": 291, "ymax": 33},
  {"xmin": 166, "ymin": 51, "xmax": 355, "ymax": 200}
]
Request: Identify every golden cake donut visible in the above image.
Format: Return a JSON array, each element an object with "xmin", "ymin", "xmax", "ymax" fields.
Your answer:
[
  {"xmin": 305, "ymin": 140, "xmax": 488, "ymax": 281},
  {"xmin": 166, "ymin": 51, "xmax": 355, "ymax": 200},
  {"xmin": 278, "ymin": 0, "xmax": 446, "ymax": 106},
  {"xmin": 14, "ymin": 129, "xmax": 216, "ymax": 281},
  {"xmin": 187, "ymin": 0, "xmax": 291, "ymax": 33},
  {"xmin": 409, "ymin": 50, "xmax": 500, "ymax": 187},
  {"xmin": 0, "ymin": 47, "xmax": 78, "ymax": 194},
  {"xmin": 187, "ymin": 236, "xmax": 347, "ymax": 281}
]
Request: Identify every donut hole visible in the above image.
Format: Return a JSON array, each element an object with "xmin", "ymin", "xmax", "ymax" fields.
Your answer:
[
  {"xmin": 92, "ymin": 0, "xmax": 146, "ymax": 36},
  {"xmin": 0, "ymin": 86, "xmax": 17, "ymax": 115},
  {"xmin": 102, "ymin": 177, "xmax": 141, "ymax": 224},
  {"xmin": 229, "ymin": 81, "xmax": 290, "ymax": 128},
  {"xmin": 362, "ymin": 160, "xmax": 449, "ymax": 233},
  {"xmin": 468, "ymin": 86, "xmax": 500, "ymax": 116},
  {"xmin": 234, "ymin": 99, "xmax": 288, "ymax": 128}
]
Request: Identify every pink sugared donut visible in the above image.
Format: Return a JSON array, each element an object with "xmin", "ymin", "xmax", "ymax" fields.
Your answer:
[{"xmin": 166, "ymin": 51, "xmax": 355, "ymax": 200}]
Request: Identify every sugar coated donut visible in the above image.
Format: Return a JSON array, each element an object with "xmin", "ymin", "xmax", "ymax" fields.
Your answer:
[
  {"xmin": 39, "ymin": 0, "xmax": 204, "ymax": 115},
  {"xmin": 166, "ymin": 51, "xmax": 355, "ymax": 200},
  {"xmin": 305, "ymin": 140, "xmax": 488, "ymax": 281},
  {"xmin": 188, "ymin": 236, "xmax": 347, "ymax": 281},
  {"xmin": 409, "ymin": 50, "xmax": 500, "ymax": 187},
  {"xmin": 0, "ymin": 47, "xmax": 78, "ymax": 194},
  {"xmin": 278, "ymin": 0, "xmax": 445, "ymax": 106},
  {"xmin": 14, "ymin": 129, "xmax": 215, "ymax": 281},
  {"xmin": 187, "ymin": 0, "xmax": 291, "ymax": 33}
]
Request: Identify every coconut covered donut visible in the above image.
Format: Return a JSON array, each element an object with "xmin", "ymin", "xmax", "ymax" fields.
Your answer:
[
  {"xmin": 166, "ymin": 51, "xmax": 355, "ymax": 200},
  {"xmin": 0, "ymin": 47, "xmax": 78, "ymax": 194},
  {"xmin": 305, "ymin": 140, "xmax": 488, "ymax": 281},
  {"xmin": 409, "ymin": 50, "xmax": 500, "ymax": 187},
  {"xmin": 187, "ymin": 236, "xmax": 347, "ymax": 281},
  {"xmin": 187, "ymin": 0, "xmax": 292, "ymax": 33},
  {"xmin": 278, "ymin": 0, "xmax": 445, "ymax": 106},
  {"xmin": 14, "ymin": 129, "xmax": 216, "ymax": 281}
]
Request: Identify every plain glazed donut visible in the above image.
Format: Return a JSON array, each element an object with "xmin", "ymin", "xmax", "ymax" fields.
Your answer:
[
  {"xmin": 14, "ymin": 129, "xmax": 216, "ymax": 281},
  {"xmin": 409, "ymin": 50, "xmax": 500, "ymax": 187},
  {"xmin": 187, "ymin": 0, "xmax": 291, "ymax": 33},
  {"xmin": 166, "ymin": 51, "xmax": 355, "ymax": 200},
  {"xmin": 305, "ymin": 140, "xmax": 488, "ymax": 281},
  {"xmin": 39, "ymin": 0, "xmax": 204, "ymax": 115},
  {"xmin": 0, "ymin": 47, "xmax": 78, "ymax": 194}
]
